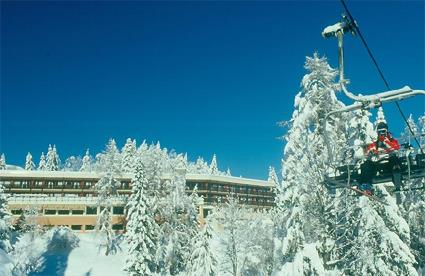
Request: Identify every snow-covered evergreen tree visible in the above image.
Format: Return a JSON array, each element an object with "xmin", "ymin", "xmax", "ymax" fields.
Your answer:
[
  {"xmin": 268, "ymin": 166, "xmax": 279, "ymax": 185},
  {"xmin": 374, "ymin": 106, "xmax": 387, "ymax": 126},
  {"xmin": 419, "ymin": 114, "xmax": 425, "ymax": 148},
  {"xmin": 400, "ymin": 114, "xmax": 425, "ymax": 272},
  {"xmin": 0, "ymin": 180, "xmax": 13, "ymax": 253},
  {"xmin": 121, "ymin": 138, "xmax": 137, "ymax": 173},
  {"xmin": 226, "ymin": 168, "xmax": 231, "ymax": 176},
  {"xmin": 333, "ymin": 106, "xmax": 418, "ymax": 275},
  {"xmin": 11, "ymin": 231, "xmax": 47, "ymax": 275},
  {"xmin": 38, "ymin": 153, "xmax": 46, "ymax": 171},
  {"xmin": 156, "ymin": 166, "xmax": 198, "ymax": 275},
  {"xmin": 210, "ymin": 154, "xmax": 219, "ymax": 175},
  {"xmin": 194, "ymin": 157, "xmax": 210, "ymax": 174},
  {"xmin": 0, "ymin": 154, "xmax": 6, "ymax": 170},
  {"xmin": 14, "ymin": 207, "xmax": 41, "ymax": 235},
  {"xmin": 46, "ymin": 145, "xmax": 60, "ymax": 171},
  {"xmin": 63, "ymin": 156, "xmax": 82, "ymax": 171},
  {"xmin": 80, "ymin": 149, "xmax": 93, "ymax": 172},
  {"xmin": 94, "ymin": 139, "xmax": 121, "ymax": 256},
  {"xmin": 274, "ymin": 53, "xmax": 346, "ymax": 274},
  {"xmin": 125, "ymin": 154, "xmax": 158, "ymax": 275},
  {"xmin": 401, "ymin": 114, "xmax": 420, "ymax": 146},
  {"xmin": 213, "ymin": 196, "xmax": 244, "ymax": 276},
  {"xmin": 348, "ymin": 108, "xmax": 375, "ymax": 159},
  {"xmin": 24, "ymin": 152, "xmax": 36, "ymax": 171},
  {"xmin": 11, "ymin": 207, "xmax": 45, "ymax": 274},
  {"xmin": 187, "ymin": 217, "xmax": 218, "ymax": 276}
]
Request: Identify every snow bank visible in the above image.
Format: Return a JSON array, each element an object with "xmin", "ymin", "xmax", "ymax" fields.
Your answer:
[
  {"xmin": 274, "ymin": 243, "xmax": 325, "ymax": 276},
  {"xmin": 65, "ymin": 233, "xmax": 127, "ymax": 276},
  {"xmin": 0, "ymin": 249, "xmax": 13, "ymax": 276}
]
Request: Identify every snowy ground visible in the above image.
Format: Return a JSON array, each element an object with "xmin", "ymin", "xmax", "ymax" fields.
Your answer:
[
  {"xmin": 0, "ymin": 233, "xmax": 128, "ymax": 276},
  {"xmin": 63, "ymin": 234, "xmax": 127, "ymax": 276}
]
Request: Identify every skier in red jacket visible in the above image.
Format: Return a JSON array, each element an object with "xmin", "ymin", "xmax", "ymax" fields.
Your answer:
[{"xmin": 359, "ymin": 122, "xmax": 402, "ymax": 196}]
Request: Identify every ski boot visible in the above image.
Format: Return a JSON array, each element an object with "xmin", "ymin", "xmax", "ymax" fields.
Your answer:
[{"xmin": 360, "ymin": 183, "xmax": 374, "ymax": 196}]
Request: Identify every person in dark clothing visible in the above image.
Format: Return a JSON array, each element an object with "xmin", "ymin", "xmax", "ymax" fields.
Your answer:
[{"xmin": 359, "ymin": 122, "xmax": 402, "ymax": 196}]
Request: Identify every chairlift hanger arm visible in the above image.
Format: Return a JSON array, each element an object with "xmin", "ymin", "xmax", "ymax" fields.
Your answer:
[{"xmin": 323, "ymin": 17, "xmax": 425, "ymax": 105}]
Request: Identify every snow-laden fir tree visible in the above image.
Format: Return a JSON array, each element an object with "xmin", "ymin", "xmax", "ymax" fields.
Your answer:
[
  {"xmin": 401, "ymin": 114, "xmax": 420, "ymax": 146},
  {"xmin": 63, "ymin": 156, "xmax": 82, "ymax": 171},
  {"xmin": 121, "ymin": 138, "xmax": 137, "ymax": 173},
  {"xmin": 38, "ymin": 153, "xmax": 46, "ymax": 171},
  {"xmin": 235, "ymin": 208, "xmax": 275, "ymax": 276},
  {"xmin": 0, "ymin": 179, "xmax": 13, "ymax": 253},
  {"xmin": 94, "ymin": 139, "xmax": 121, "ymax": 256},
  {"xmin": 14, "ymin": 207, "xmax": 41, "ymax": 235},
  {"xmin": 10, "ymin": 207, "xmax": 45, "ymax": 275},
  {"xmin": 226, "ymin": 168, "xmax": 231, "ymax": 176},
  {"xmin": 11, "ymin": 231, "xmax": 47, "ymax": 275},
  {"xmin": 336, "ymin": 108, "xmax": 418, "ymax": 275},
  {"xmin": 46, "ymin": 144, "xmax": 60, "ymax": 171},
  {"xmin": 210, "ymin": 154, "xmax": 219, "ymax": 175},
  {"xmin": 419, "ymin": 114, "xmax": 425, "ymax": 147},
  {"xmin": 187, "ymin": 217, "xmax": 218, "ymax": 276},
  {"xmin": 0, "ymin": 154, "xmax": 6, "ymax": 170},
  {"xmin": 268, "ymin": 166, "xmax": 279, "ymax": 186},
  {"xmin": 141, "ymin": 143, "xmax": 165, "ymax": 215},
  {"xmin": 400, "ymin": 114, "xmax": 425, "ymax": 272},
  {"xmin": 374, "ymin": 106, "xmax": 387, "ymax": 126},
  {"xmin": 332, "ymin": 108, "xmax": 374, "ymax": 274},
  {"xmin": 24, "ymin": 152, "xmax": 36, "ymax": 171},
  {"xmin": 213, "ymin": 196, "xmax": 274, "ymax": 275},
  {"xmin": 213, "ymin": 196, "xmax": 246, "ymax": 276},
  {"xmin": 156, "ymin": 165, "xmax": 198, "ymax": 275},
  {"xmin": 125, "ymin": 154, "xmax": 159, "ymax": 275},
  {"xmin": 274, "ymin": 53, "xmax": 347, "ymax": 274},
  {"xmin": 193, "ymin": 157, "xmax": 210, "ymax": 174},
  {"xmin": 348, "ymin": 196, "xmax": 417, "ymax": 275},
  {"xmin": 80, "ymin": 149, "xmax": 92, "ymax": 172},
  {"xmin": 348, "ymin": 108, "xmax": 375, "ymax": 159}
]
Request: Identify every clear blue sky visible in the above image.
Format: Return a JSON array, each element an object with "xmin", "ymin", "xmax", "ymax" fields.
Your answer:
[{"xmin": 1, "ymin": 1, "xmax": 424, "ymax": 179}]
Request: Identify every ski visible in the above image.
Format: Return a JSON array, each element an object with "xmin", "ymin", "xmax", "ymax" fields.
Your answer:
[
  {"xmin": 390, "ymin": 186, "xmax": 425, "ymax": 193},
  {"xmin": 348, "ymin": 186, "xmax": 389, "ymax": 205}
]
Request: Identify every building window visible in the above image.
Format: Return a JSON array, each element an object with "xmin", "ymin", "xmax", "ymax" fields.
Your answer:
[
  {"xmin": 203, "ymin": 209, "xmax": 210, "ymax": 218},
  {"xmin": 71, "ymin": 225, "xmax": 82, "ymax": 230},
  {"xmin": 2, "ymin": 181, "xmax": 11, "ymax": 188},
  {"xmin": 58, "ymin": 210, "xmax": 70, "ymax": 215},
  {"xmin": 21, "ymin": 181, "xmax": 29, "ymax": 188},
  {"xmin": 72, "ymin": 210, "xmax": 84, "ymax": 215},
  {"xmin": 113, "ymin": 206, "xmax": 124, "ymax": 215},
  {"xmin": 100, "ymin": 206, "xmax": 111, "ymax": 213},
  {"xmin": 85, "ymin": 225, "xmax": 95, "ymax": 231},
  {"xmin": 86, "ymin": 207, "xmax": 97, "ymax": 215},
  {"xmin": 112, "ymin": 224, "xmax": 124, "ymax": 230},
  {"xmin": 44, "ymin": 210, "xmax": 57, "ymax": 215},
  {"xmin": 11, "ymin": 209, "xmax": 23, "ymax": 215}
]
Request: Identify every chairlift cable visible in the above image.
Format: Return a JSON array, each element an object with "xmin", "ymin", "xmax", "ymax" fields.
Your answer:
[{"xmin": 340, "ymin": 0, "xmax": 423, "ymax": 154}]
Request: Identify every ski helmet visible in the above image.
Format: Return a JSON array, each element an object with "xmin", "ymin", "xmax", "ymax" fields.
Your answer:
[{"xmin": 377, "ymin": 122, "xmax": 388, "ymax": 131}]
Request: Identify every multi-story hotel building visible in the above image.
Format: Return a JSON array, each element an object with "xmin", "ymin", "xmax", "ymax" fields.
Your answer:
[{"xmin": 0, "ymin": 170, "xmax": 275, "ymax": 231}]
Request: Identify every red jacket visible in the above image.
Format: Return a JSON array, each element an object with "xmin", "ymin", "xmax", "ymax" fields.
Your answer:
[{"xmin": 365, "ymin": 134, "xmax": 400, "ymax": 155}]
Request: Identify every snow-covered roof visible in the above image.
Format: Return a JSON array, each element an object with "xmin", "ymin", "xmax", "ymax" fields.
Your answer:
[
  {"xmin": 0, "ymin": 170, "xmax": 274, "ymax": 187},
  {"xmin": 5, "ymin": 164, "xmax": 24, "ymax": 170}
]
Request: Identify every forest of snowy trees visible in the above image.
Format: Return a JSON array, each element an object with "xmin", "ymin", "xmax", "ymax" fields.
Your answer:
[
  {"xmin": 0, "ymin": 139, "xmax": 230, "ymax": 178},
  {"xmin": 0, "ymin": 53, "xmax": 424, "ymax": 275}
]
